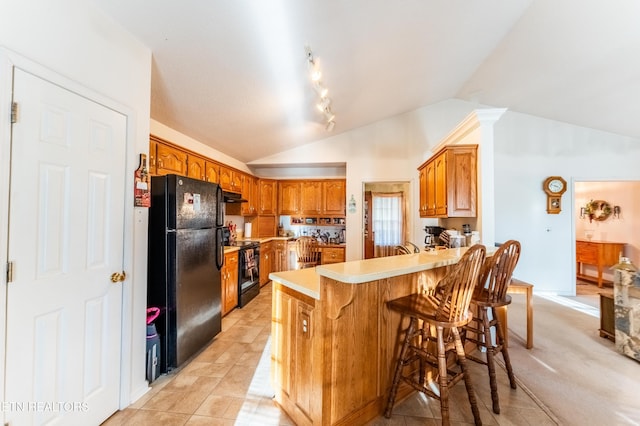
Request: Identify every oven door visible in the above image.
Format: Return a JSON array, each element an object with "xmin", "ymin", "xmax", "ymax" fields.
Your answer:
[{"xmin": 238, "ymin": 245, "xmax": 260, "ymax": 307}]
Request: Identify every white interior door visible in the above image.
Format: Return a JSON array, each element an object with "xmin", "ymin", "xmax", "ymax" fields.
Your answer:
[{"xmin": 4, "ymin": 68, "xmax": 126, "ymax": 425}]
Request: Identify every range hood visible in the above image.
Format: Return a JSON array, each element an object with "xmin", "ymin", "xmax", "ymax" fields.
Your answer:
[{"xmin": 222, "ymin": 191, "xmax": 248, "ymax": 203}]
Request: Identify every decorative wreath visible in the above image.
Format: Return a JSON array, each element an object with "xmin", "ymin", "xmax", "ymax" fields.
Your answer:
[{"xmin": 584, "ymin": 199, "xmax": 612, "ymax": 222}]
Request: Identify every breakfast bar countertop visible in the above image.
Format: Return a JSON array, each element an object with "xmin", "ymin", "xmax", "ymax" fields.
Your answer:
[{"xmin": 268, "ymin": 246, "xmax": 495, "ymax": 299}]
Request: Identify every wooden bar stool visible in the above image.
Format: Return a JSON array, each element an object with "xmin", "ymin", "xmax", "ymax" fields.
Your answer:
[
  {"xmin": 385, "ymin": 244, "xmax": 486, "ymax": 426},
  {"xmin": 464, "ymin": 240, "xmax": 521, "ymax": 414}
]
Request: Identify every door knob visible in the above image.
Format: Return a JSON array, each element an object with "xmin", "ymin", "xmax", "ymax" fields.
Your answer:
[{"xmin": 110, "ymin": 271, "xmax": 126, "ymax": 283}]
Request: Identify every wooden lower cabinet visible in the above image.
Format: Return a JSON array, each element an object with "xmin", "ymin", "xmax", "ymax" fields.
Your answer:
[
  {"xmin": 273, "ymin": 240, "xmax": 288, "ymax": 272},
  {"xmin": 271, "ymin": 268, "xmax": 451, "ymax": 425},
  {"xmin": 271, "ymin": 286, "xmax": 317, "ymax": 422},
  {"xmin": 222, "ymin": 251, "xmax": 239, "ymax": 316},
  {"xmin": 260, "ymin": 241, "xmax": 273, "ymax": 286}
]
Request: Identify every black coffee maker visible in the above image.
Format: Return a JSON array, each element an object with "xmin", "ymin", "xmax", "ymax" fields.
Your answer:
[{"xmin": 424, "ymin": 226, "xmax": 445, "ymax": 248}]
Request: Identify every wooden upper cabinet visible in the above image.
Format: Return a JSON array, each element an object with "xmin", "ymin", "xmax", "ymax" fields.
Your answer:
[
  {"xmin": 149, "ymin": 138, "xmax": 158, "ymax": 175},
  {"xmin": 241, "ymin": 174, "xmax": 258, "ymax": 216},
  {"xmin": 418, "ymin": 165, "xmax": 427, "ymax": 216},
  {"xmin": 300, "ymin": 181, "xmax": 322, "ymax": 215},
  {"xmin": 322, "ymin": 180, "xmax": 346, "ymax": 215},
  {"xmin": 425, "ymin": 161, "xmax": 436, "ymax": 216},
  {"xmin": 251, "ymin": 177, "xmax": 260, "ymax": 215},
  {"xmin": 156, "ymin": 142, "xmax": 187, "ymax": 176},
  {"xmin": 417, "ymin": 145, "xmax": 477, "ymax": 218},
  {"xmin": 187, "ymin": 154, "xmax": 206, "ymax": 181},
  {"xmin": 433, "ymin": 152, "xmax": 447, "ymax": 216},
  {"xmin": 219, "ymin": 165, "xmax": 242, "ymax": 192},
  {"xmin": 278, "ymin": 181, "xmax": 301, "ymax": 215},
  {"xmin": 205, "ymin": 161, "xmax": 219, "ymax": 184},
  {"xmin": 259, "ymin": 179, "xmax": 277, "ymax": 215},
  {"xmin": 445, "ymin": 145, "xmax": 476, "ymax": 217}
]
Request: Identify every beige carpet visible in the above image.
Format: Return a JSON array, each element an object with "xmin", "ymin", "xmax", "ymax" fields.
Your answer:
[{"xmin": 506, "ymin": 292, "xmax": 640, "ymax": 425}]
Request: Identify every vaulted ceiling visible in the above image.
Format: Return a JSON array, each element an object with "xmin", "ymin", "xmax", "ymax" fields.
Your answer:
[{"xmin": 91, "ymin": 0, "xmax": 640, "ymax": 163}]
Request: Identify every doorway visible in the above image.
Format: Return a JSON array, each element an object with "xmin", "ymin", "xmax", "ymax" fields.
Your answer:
[
  {"xmin": 573, "ymin": 180, "xmax": 638, "ymax": 300},
  {"xmin": 363, "ymin": 182, "xmax": 411, "ymax": 259}
]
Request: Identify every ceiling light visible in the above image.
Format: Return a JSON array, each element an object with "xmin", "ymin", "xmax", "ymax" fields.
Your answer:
[
  {"xmin": 305, "ymin": 44, "xmax": 336, "ymax": 132},
  {"xmin": 313, "ymin": 82, "xmax": 329, "ymax": 98},
  {"xmin": 316, "ymin": 97, "xmax": 331, "ymax": 112},
  {"xmin": 324, "ymin": 110, "xmax": 335, "ymax": 122}
]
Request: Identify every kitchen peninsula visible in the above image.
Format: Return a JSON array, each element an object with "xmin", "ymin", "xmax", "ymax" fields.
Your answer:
[{"xmin": 269, "ymin": 247, "xmax": 491, "ymax": 426}]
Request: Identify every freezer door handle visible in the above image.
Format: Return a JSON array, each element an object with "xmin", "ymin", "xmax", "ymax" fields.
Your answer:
[
  {"xmin": 215, "ymin": 227, "xmax": 224, "ymax": 270},
  {"xmin": 216, "ymin": 185, "xmax": 224, "ymax": 227}
]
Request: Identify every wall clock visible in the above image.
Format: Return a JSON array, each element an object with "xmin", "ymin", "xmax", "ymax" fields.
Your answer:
[{"xmin": 543, "ymin": 176, "xmax": 567, "ymax": 214}]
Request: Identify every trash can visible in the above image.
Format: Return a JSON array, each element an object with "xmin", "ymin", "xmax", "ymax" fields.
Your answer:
[{"xmin": 146, "ymin": 307, "xmax": 161, "ymax": 383}]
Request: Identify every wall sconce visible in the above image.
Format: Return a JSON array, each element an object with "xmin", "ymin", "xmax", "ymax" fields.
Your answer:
[
  {"xmin": 613, "ymin": 205, "xmax": 621, "ymax": 219},
  {"xmin": 305, "ymin": 45, "xmax": 336, "ymax": 132}
]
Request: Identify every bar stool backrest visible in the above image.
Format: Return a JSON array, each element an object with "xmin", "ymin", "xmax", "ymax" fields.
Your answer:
[
  {"xmin": 296, "ymin": 236, "xmax": 319, "ymax": 267},
  {"xmin": 478, "ymin": 240, "xmax": 521, "ymax": 303},
  {"xmin": 434, "ymin": 244, "xmax": 486, "ymax": 323}
]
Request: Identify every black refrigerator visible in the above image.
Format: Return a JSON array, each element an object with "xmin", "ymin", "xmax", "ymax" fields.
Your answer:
[{"xmin": 147, "ymin": 174, "xmax": 224, "ymax": 373}]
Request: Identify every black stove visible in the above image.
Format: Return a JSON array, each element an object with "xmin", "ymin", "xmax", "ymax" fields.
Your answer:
[
  {"xmin": 225, "ymin": 240, "xmax": 259, "ymax": 248},
  {"xmin": 223, "ymin": 236, "xmax": 260, "ymax": 308}
]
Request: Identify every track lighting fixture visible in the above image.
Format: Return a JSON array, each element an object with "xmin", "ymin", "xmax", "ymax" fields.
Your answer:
[{"xmin": 305, "ymin": 45, "xmax": 335, "ymax": 132}]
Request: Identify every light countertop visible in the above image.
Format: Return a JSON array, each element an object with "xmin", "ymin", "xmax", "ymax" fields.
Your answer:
[{"xmin": 269, "ymin": 246, "xmax": 495, "ymax": 299}]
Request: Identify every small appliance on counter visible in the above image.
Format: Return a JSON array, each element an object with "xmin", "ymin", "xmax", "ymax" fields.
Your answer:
[{"xmin": 424, "ymin": 226, "xmax": 445, "ymax": 249}]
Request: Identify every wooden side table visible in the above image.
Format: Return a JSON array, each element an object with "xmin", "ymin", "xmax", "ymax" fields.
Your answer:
[
  {"xmin": 496, "ymin": 279, "xmax": 533, "ymax": 349},
  {"xmin": 576, "ymin": 240, "xmax": 625, "ymax": 288}
]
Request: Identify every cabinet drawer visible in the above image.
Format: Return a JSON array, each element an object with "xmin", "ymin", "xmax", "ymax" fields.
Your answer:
[
  {"xmin": 321, "ymin": 247, "xmax": 345, "ymax": 264},
  {"xmin": 576, "ymin": 242, "xmax": 598, "ymax": 263}
]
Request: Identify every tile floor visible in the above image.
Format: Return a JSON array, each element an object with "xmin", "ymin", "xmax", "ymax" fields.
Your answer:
[{"xmin": 103, "ymin": 282, "xmax": 557, "ymax": 425}]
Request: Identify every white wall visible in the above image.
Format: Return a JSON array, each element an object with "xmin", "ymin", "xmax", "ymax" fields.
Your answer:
[
  {"xmin": 494, "ymin": 111, "xmax": 640, "ymax": 294},
  {"xmin": 0, "ymin": 0, "xmax": 152, "ymax": 408}
]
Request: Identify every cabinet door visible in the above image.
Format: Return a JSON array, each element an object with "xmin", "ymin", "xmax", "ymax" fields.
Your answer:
[
  {"xmin": 219, "ymin": 165, "xmax": 240, "ymax": 192},
  {"xmin": 320, "ymin": 247, "xmax": 345, "ymax": 264},
  {"xmin": 251, "ymin": 178, "xmax": 259, "ymax": 215},
  {"xmin": 260, "ymin": 242, "xmax": 273, "ymax": 286},
  {"xmin": 156, "ymin": 142, "xmax": 187, "ymax": 176},
  {"xmin": 222, "ymin": 252, "xmax": 239, "ymax": 315},
  {"xmin": 205, "ymin": 161, "xmax": 219, "ymax": 184},
  {"xmin": 279, "ymin": 181, "xmax": 300, "ymax": 215},
  {"xmin": 300, "ymin": 181, "xmax": 322, "ymax": 215},
  {"xmin": 274, "ymin": 241, "xmax": 288, "ymax": 272},
  {"xmin": 424, "ymin": 162, "xmax": 435, "ymax": 216},
  {"xmin": 241, "ymin": 174, "xmax": 256, "ymax": 216},
  {"xmin": 433, "ymin": 153, "xmax": 447, "ymax": 217},
  {"xmin": 257, "ymin": 215, "xmax": 276, "ymax": 238},
  {"xmin": 445, "ymin": 146, "xmax": 477, "ymax": 217},
  {"xmin": 259, "ymin": 179, "xmax": 277, "ymax": 215},
  {"xmin": 418, "ymin": 165, "xmax": 427, "ymax": 217},
  {"xmin": 322, "ymin": 180, "xmax": 345, "ymax": 215},
  {"xmin": 187, "ymin": 154, "xmax": 206, "ymax": 181},
  {"xmin": 149, "ymin": 139, "xmax": 158, "ymax": 176}
]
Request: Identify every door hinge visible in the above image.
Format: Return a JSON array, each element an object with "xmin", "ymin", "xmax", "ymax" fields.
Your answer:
[
  {"xmin": 11, "ymin": 102, "xmax": 18, "ymax": 123},
  {"xmin": 6, "ymin": 261, "xmax": 14, "ymax": 283}
]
